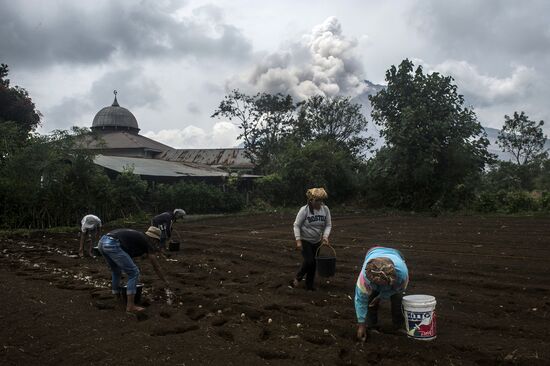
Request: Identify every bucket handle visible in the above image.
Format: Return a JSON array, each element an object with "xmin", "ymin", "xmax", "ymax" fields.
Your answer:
[{"xmin": 316, "ymin": 242, "xmax": 336, "ymax": 258}]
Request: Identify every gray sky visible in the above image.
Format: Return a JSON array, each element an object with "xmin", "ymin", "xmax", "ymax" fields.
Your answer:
[{"xmin": 1, "ymin": 0, "xmax": 549, "ymax": 148}]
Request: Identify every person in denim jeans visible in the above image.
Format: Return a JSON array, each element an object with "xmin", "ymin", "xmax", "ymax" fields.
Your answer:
[{"xmin": 98, "ymin": 226, "xmax": 170, "ymax": 313}]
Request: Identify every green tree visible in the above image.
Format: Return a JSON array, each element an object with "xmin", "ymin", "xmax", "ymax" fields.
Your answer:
[
  {"xmin": 481, "ymin": 162, "xmax": 523, "ymax": 191},
  {"xmin": 497, "ymin": 111, "xmax": 547, "ymax": 165},
  {"xmin": 111, "ymin": 167, "xmax": 148, "ymax": 217},
  {"xmin": 211, "ymin": 90, "xmax": 295, "ymax": 172},
  {"xmin": 264, "ymin": 139, "xmax": 360, "ymax": 205},
  {"xmin": 368, "ymin": 59, "xmax": 493, "ymax": 210},
  {"xmin": 294, "ymin": 95, "xmax": 373, "ymax": 158},
  {"xmin": 0, "ymin": 127, "xmax": 112, "ymax": 228},
  {"xmin": 0, "ymin": 64, "xmax": 42, "ymax": 160}
]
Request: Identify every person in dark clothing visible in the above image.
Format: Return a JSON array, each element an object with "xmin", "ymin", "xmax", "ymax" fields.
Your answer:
[
  {"xmin": 151, "ymin": 208, "xmax": 186, "ymax": 249},
  {"xmin": 98, "ymin": 226, "xmax": 170, "ymax": 313}
]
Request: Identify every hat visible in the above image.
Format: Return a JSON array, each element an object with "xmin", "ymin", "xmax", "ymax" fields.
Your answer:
[
  {"xmin": 365, "ymin": 257, "xmax": 396, "ymax": 286},
  {"xmin": 145, "ymin": 226, "xmax": 162, "ymax": 240},
  {"xmin": 306, "ymin": 188, "xmax": 328, "ymax": 201},
  {"xmin": 173, "ymin": 208, "xmax": 186, "ymax": 218}
]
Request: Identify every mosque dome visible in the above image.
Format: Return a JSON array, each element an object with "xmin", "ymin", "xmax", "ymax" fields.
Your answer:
[{"xmin": 91, "ymin": 92, "xmax": 139, "ymax": 133}]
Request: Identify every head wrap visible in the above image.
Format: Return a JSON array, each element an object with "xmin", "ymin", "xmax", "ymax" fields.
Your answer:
[
  {"xmin": 306, "ymin": 188, "xmax": 328, "ymax": 201},
  {"xmin": 173, "ymin": 208, "xmax": 186, "ymax": 218},
  {"xmin": 365, "ymin": 257, "xmax": 397, "ymax": 286}
]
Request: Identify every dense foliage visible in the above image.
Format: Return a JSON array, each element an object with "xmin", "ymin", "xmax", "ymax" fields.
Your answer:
[
  {"xmin": 212, "ymin": 91, "xmax": 371, "ymax": 205},
  {"xmin": 0, "ymin": 127, "xmax": 245, "ymax": 229},
  {"xmin": 2, "ymin": 58, "xmax": 549, "ymax": 230},
  {"xmin": 366, "ymin": 59, "xmax": 494, "ymax": 210}
]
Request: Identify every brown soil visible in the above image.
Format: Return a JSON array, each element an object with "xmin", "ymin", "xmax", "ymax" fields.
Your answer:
[{"xmin": 1, "ymin": 213, "xmax": 549, "ymax": 365}]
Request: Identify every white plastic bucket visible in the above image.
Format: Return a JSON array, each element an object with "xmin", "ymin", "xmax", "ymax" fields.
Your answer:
[{"xmin": 402, "ymin": 294, "xmax": 437, "ymax": 341}]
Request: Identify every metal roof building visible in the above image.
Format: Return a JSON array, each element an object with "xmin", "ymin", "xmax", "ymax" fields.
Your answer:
[{"xmin": 80, "ymin": 92, "xmax": 256, "ymax": 182}]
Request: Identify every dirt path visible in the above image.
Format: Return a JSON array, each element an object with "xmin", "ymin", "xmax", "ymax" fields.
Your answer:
[{"xmin": 1, "ymin": 213, "xmax": 549, "ymax": 365}]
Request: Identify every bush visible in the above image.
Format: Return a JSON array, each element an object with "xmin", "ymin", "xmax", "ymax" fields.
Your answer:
[
  {"xmin": 153, "ymin": 181, "xmax": 245, "ymax": 214},
  {"xmin": 252, "ymin": 174, "xmax": 286, "ymax": 206},
  {"xmin": 474, "ymin": 192, "xmax": 500, "ymax": 213},
  {"xmin": 264, "ymin": 140, "xmax": 360, "ymax": 206},
  {"xmin": 473, "ymin": 190, "xmax": 544, "ymax": 213},
  {"xmin": 503, "ymin": 191, "xmax": 538, "ymax": 213}
]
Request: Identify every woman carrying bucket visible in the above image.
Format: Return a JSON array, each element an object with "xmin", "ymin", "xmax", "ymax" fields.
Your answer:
[
  {"xmin": 355, "ymin": 246, "xmax": 409, "ymax": 341},
  {"xmin": 291, "ymin": 188, "xmax": 332, "ymax": 291}
]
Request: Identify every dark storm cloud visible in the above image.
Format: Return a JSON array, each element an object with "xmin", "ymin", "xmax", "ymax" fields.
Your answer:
[
  {"xmin": 46, "ymin": 98, "xmax": 94, "ymax": 130},
  {"xmin": 412, "ymin": 0, "xmax": 550, "ymax": 66},
  {"xmin": 408, "ymin": 0, "xmax": 550, "ymax": 129},
  {"xmin": 88, "ymin": 67, "xmax": 162, "ymax": 110},
  {"xmin": 0, "ymin": 0, "xmax": 252, "ymax": 68},
  {"xmin": 45, "ymin": 66, "xmax": 162, "ymax": 130}
]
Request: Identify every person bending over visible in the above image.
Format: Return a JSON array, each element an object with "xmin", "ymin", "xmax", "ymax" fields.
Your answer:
[
  {"xmin": 79, "ymin": 214, "xmax": 101, "ymax": 257},
  {"xmin": 355, "ymin": 246, "xmax": 409, "ymax": 341},
  {"xmin": 98, "ymin": 226, "xmax": 170, "ymax": 313},
  {"xmin": 151, "ymin": 208, "xmax": 186, "ymax": 249}
]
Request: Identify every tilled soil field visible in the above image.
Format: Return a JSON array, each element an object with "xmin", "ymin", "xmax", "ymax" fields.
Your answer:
[{"xmin": 1, "ymin": 213, "xmax": 549, "ymax": 365}]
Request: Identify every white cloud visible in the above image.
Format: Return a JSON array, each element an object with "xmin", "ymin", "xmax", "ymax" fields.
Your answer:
[
  {"xmin": 143, "ymin": 121, "xmax": 240, "ymax": 148},
  {"xmin": 228, "ymin": 16, "xmax": 367, "ymax": 101},
  {"xmin": 428, "ymin": 60, "xmax": 536, "ymax": 106},
  {"xmin": 408, "ymin": 58, "xmax": 541, "ymax": 128}
]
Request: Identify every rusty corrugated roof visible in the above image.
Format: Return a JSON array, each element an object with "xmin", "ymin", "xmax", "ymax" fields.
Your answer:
[
  {"xmin": 159, "ymin": 148, "xmax": 253, "ymax": 168},
  {"xmin": 94, "ymin": 155, "xmax": 229, "ymax": 177}
]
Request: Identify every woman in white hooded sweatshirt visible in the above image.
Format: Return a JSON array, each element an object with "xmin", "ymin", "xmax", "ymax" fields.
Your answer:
[{"xmin": 292, "ymin": 188, "xmax": 332, "ymax": 291}]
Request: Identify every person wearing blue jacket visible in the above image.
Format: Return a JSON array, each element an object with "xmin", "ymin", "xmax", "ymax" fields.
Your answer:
[{"xmin": 355, "ymin": 246, "xmax": 409, "ymax": 341}]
